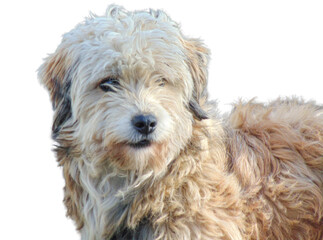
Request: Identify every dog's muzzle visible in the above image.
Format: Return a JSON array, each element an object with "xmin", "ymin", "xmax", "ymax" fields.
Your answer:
[{"xmin": 129, "ymin": 114, "xmax": 157, "ymax": 149}]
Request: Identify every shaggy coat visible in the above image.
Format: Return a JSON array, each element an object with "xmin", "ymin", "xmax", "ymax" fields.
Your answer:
[{"xmin": 38, "ymin": 5, "xmax": 323, "ymax": 240}]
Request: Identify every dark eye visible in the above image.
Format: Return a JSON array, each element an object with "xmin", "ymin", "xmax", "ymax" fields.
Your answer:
[
  {"xmin": 157, "ymin": 78, "xmax": 167, "ymax": 87},
  {"xmin": 99, "ymin": 77, "xmax": 120, "ymax": 92}
]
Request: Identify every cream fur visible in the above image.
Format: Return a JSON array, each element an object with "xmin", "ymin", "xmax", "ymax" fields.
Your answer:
[{"xmin": 38, "ymin": 5, "xmax": 323, "ymax": 240}]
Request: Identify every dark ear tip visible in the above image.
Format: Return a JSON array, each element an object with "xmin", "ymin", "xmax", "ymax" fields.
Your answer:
[{"xmin": 189, "ymin": 100, "xmax": 209, "ymax": 121}]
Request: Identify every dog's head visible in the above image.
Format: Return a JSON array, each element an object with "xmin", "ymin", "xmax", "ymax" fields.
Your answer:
[{"xmin": 38, "ymin": 5, "xmax": 209, "ymax": 174}]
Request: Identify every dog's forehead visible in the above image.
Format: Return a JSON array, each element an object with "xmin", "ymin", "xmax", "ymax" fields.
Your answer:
[
  {"xmin": 71, "ymin": 15, "xmax": 189, "ymax": 85},
  {"xmin": 71, "ymin": 11, "xmax": 184, "ymax": 54}
]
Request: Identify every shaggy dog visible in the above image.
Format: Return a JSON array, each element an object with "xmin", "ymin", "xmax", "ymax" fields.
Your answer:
[{"xmin": 38, "ymin": 5, "xmax": 323, "ymax": 240}]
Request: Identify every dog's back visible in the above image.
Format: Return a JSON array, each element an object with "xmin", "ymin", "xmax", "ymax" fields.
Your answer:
[{"xmin": 226, "ymin": 98, "xmax": 323, "ymax": 239}]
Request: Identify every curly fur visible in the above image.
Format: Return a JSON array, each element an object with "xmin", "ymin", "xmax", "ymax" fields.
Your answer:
[{"xmin": 38, "ymin": 5, "xmax": 323, "ymax": 240}]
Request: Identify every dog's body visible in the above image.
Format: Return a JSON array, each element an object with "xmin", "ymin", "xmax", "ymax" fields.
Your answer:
[{"xmin": 39, "ymin": 6, "xmax": 323, "ymax": 240}]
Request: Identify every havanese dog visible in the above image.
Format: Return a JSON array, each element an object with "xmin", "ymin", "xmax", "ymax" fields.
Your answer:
[{"xmin": 38, "ymin": 5, "xmax": 323, "ymax": 240}]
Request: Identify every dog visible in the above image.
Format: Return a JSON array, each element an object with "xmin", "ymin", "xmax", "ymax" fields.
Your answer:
[{"xmin": 38, "ymin": 5, "xmax": 323, "ymax": 240}]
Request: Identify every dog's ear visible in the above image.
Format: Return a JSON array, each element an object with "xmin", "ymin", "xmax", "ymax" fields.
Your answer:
[
  {"xmin": 182, "ymin": 38, "xmax": 209, "ymax": 120},
  {"xmin": 38, "ymin": 47, "xmax": 74, "ymax": 137},
  {"xmin": 38, "ymin": 47, "xmax": 72, "ymax": 107}
]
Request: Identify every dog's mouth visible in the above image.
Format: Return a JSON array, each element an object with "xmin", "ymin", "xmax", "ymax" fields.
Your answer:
[{"xmin": 128, "ymin": 139, "xmax": 152, "ymax": 149}]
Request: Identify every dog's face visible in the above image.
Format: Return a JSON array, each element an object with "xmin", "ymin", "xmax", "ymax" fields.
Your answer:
[{"xmin": 39, "ymin": 6, "xmax": 209, "ymax": 174}]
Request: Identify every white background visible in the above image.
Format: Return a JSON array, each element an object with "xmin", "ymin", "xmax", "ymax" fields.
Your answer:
[{"xmin": 1, "ymin": 0, "xmax": 322, "ymax": 239}]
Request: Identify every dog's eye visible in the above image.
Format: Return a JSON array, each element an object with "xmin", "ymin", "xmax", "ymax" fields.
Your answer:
[
  {"xmin": 99, "ymin": 77, "xmax": 120, "ymax": 92},
  {"xmin": 157, "ymin": 78, "xmax": 167, "ymax": 87}
]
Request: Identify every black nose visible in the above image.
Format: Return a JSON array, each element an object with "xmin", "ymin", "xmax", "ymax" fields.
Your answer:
[{"xmin": 132, "ymin": 114, "xmax": 157, "ymax": 135}]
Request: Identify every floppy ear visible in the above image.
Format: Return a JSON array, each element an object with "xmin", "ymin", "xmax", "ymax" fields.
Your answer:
[
  {"xmin": 38, "ymin": 47, "xmax": 74, "ymax": 137},
  {"xmin": 182, "ymin": 38, "xmax": 210, "ymax": 120}
]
